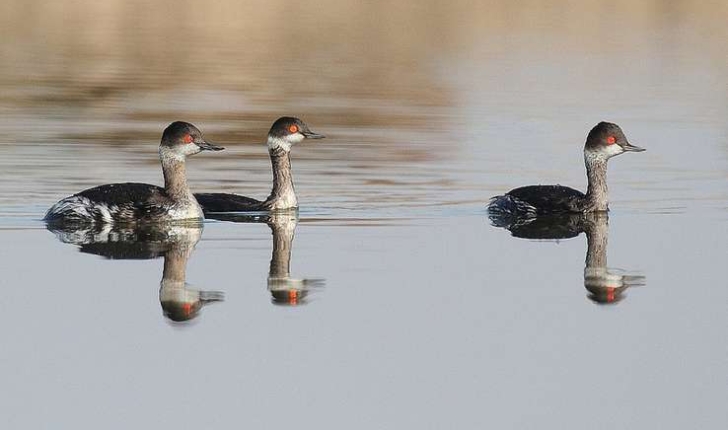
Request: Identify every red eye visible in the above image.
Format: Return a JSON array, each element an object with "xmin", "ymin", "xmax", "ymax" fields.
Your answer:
[
  {"xmin": 288, "ymin": 125, "xmax": 299, "ymax": 134},
  {"xmin": 606, "ymin": 136, "xmax": 616, "ymax": 145},
  {"xmin": 183, "ymin": 134, "xmax": 193, "ymax": 144}
]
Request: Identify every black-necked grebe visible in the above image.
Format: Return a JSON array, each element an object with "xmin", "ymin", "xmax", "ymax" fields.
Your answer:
[
  {"xmin": 488, "ymin": 122, "xmax": 645, "ymax": 217},
  {"xmin": 44, "ymin": 121, "xmax": 223, "ymax": 224},
  {"xmin": 195, "ymin": 117, "xmax": 324, "ymax": 212}
]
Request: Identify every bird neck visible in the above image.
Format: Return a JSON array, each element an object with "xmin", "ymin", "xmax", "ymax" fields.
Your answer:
[
  {"xmin": 265, "ymin": 147, "xmax": 297, "ymax": 209},
  {"xmin": 160, "ymin": 152, "xmax": 194, "ymax": 201},
  {"xmin": 584, "ymin": 151, "xmax": 609, "ymax": 211}
]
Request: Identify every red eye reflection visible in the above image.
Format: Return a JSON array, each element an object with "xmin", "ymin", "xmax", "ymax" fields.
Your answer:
[
  {"xmin": 288, "ymin": 124, "xmax": 299, "ymax": 134},
  {"xmin": 183, "ymin": 134, "xmax": 193, "ymax": 144},
  {"xmin": 606, "ymin": 136, "xmax": 616, "ymax": 145}
]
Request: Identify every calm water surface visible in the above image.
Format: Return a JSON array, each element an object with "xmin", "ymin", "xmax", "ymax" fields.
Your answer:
[{"xmin": 1, "ymin": 1, "xmax": 727, "ymax": 428}]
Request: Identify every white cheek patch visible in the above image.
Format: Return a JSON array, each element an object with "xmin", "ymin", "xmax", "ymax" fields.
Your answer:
[
  {"xmin": 585, "ymin": 144, "xmax": 624, "ymax": 163},
  {"xmin": 183, "ymin": 143, "xmax": 202, "ymax": 156},
  {"xmin": 605, "ymin": 144, "xmax": 624, "ymax": 157},
  {"xmin": 268, "ymin": 135, "xmax": 299, "ymax": 152}
]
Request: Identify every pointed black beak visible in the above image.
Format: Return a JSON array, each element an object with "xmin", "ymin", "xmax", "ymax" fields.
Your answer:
[
  {"xmin": 622, "ymin": 142, "xmax": 645, "ymax": 152},
  {"xmin": 302, "ymin": 130, "xmax": 325, "ymax": 139},
  {"xmin": 196, "ymin": 140, "xmax": 225, "ymax": 151}
]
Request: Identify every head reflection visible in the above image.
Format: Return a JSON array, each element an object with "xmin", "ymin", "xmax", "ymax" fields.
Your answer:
[
  {"xmin": 205, "ymin": 210, "xmax": 324, "ymax": 305},
  {"xmin": 46, "ymin": 221, "xmax": 224, "ymax": 322},
  {"xmin": 489, "ymin": 212, "xmax": 645, "ymax": 304}
]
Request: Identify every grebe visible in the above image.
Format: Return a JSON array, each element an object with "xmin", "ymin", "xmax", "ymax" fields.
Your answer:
[
  {"xmin": 488, "ymin": 122, "xmax": 644, "ymax": 217},
  {"xmin": 44, "ymin": 121, "xmax": 223, "ymax": 224},
  {"xmin": 195, "ymin": 117, "xmax": 324, "ymax": 212}
]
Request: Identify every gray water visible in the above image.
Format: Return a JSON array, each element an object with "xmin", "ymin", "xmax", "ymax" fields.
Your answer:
[{"xmin": 1, "ymin": 1, "xmax": 727, "ymax": 428}]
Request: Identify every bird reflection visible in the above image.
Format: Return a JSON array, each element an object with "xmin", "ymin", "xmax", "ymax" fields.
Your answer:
[
  {"xmin": 46, "ymin": 221, "xmax": 224, "ymax": 322},
  {"xmin": 489, "ymin": 212, "xmax": 645, "ymax": 304},
  {"xmin": 206, "ymin": 211, "xmax": 325, "ymax": 305}
]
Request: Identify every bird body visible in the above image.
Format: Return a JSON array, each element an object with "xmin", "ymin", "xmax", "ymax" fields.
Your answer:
[{"xmin": 45, "ymin": 122, "xmax": 223, "ymax": 224}]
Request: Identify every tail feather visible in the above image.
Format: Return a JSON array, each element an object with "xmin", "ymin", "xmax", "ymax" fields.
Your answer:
[
  {"xmin": 487, "ymin": 194, "xmax": 538, "ymax": 217},
  {"xmin": 44, "ymin": 196, "xmax": 115, "ymax": 224},
  {"xmin": 487, "ymin": 194, "xmax": 539, "ymax": 231}
]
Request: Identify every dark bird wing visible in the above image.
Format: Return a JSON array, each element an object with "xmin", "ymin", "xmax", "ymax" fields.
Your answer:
[
  {"xmin": 506, "ymin": 185, "xmax": 586, "ymax": 215},
  {"xmin": 78, "ymin": 182, "xmax": 170, "ymax": 220},
  {"xmin": 194, "ymin": 192, "xmax": 264, "ymax": 213},
  {"xmin": 76, "ymin": 183, "xmax": 165, "ymax": 206}
]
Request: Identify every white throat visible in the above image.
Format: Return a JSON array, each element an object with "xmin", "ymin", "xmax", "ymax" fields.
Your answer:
[{"xmin": 267, "ymin": 134, "xmax": 303, "ymax": 152}]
